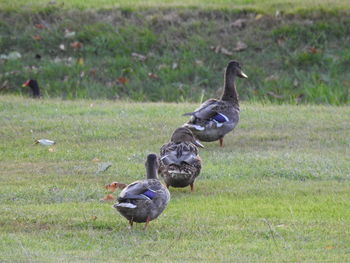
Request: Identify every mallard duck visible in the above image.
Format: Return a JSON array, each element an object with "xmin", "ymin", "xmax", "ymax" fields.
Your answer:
[
  {"xmin": 22, "ymin": 79, "xmax": 40, "ymax": 98},
  {"xmin": 159, "ymin": 127, "xmax": 203, "ymax": 191},
  {"xmin": 183, "ymin": 61, "xmax": 247, "ymax": 147},
  {"xmin": 113, "ymin": 154, "xmax": 170, "ymax": 229}
]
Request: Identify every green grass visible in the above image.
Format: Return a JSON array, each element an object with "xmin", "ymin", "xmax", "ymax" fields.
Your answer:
[
  {"xmin": 1, "ymin": 0, "xmax": 350, "ymax": 13},
  {"xmin": 1, "ymin": 2, "xmax": 350, "ymax": 104},
  {"xmin": 0, "ymin": 95, "xmax": 349, "ymax": 262}
]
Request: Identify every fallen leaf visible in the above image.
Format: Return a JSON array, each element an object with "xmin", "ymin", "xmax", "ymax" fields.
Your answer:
[
  {"xmin": 195, "ymin": 59, "xmax": 204, "ymax": 66},
  {"xmin": 91, "ymin": 215, "xmax": 97, "ymax": 221},
  {"xmin": 172, "ymin": 62, "xmax": 178, "ymax": 70},
  {"xmin": 32, "ymin": 35, "xmax": 42, "ymax": 41},
  {"xmin": 267, "ymin": 91, "xmax": 284, "ymax": 99},
  {"xmin": 255, "ymin": 14, "xmax": 263, "ymax": 20},
  {"xmin": 308, "ymin": 47, "xmax": 319, "ymax": 54},
  {"xmin": 59, "ymin": 44, "xmax": 65, "ymax": 51},
  {"xmin": 131, "ymin": 52, "xmax": 147, "ymax": 62},
  {"xmin": 148, "ymin": 72, "xmax": 159, "ymax": 79},
  {"xmin": 233, "ymin": 41, "xmax": 248, "ymax": 52},
  {"xmin": 230, "ymin": 18, "xmax": 246, "ymax": 29},
  {"xmin": 34, "ymin": 24, "xmax": 46, "ymax": 29},
  {"xmin": 70, "ymin": 41, "xmax": 83, "ymax": 49},
  {"xmin": 77, "ymin": 58, "xmax": 84, "ymax": 65},
  {"xmin": 92, "ymin": 157, "xmax": 100, "ymax": 162},
  {"xmin": 293, "ymin": 79, "xmax": 299, "ymax": 87},
  {"xmin": 100, "ymin": 194, "xmax": 114, "ymax": 201},
  {"xmin": 64, "ymin": 29, "xmax": 76, "ymax": 38},
  {"xmin": 277, "ymin": 36, "xmax": 286, "ymax": 46},
  {"xmin": 48, "ymin": 147, "xmax": 55, "ymax": 152},
  {"xmin": 117, "ymin": 77, "xmax": 129, "ymax": 85},
  {"xmin": 96, "ymin": 162, "xmax": 112, "ymax": 174},
  {"xmin": 220, "ymin": 47, "xmax": 233, "ymax": 56},
  {"xmin": 105, "ymin": 182, "xmax": 127, "ymax": 192},
  {"xmin": 325, "ymin": 246, "xmax": 335, "ymax": 250},
  {"xmin": 80, "ymin": 71, "xmax": 85, "ymax": 78},
  {"xmin": 35, "ymin": 139, "xmax": 55, "ymax": 146}
]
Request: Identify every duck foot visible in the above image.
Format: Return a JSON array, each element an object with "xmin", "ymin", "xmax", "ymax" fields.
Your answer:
[
  {"xmin": 190, "ymin": 183, "xmax": 194, "ymax": 192},
  {"xmin": 219, "ymin": 138, "xmax": 224, "ymax": 147},
  {"xmin": 144, "ymin": 216, "xmax": 151, "ymax": 230}
]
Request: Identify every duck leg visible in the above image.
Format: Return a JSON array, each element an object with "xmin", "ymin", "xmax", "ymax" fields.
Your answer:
[
  {"xmin": 129, "ymin": 219, "xmax": 133, "ymax": 228},
  {"xmin": 144, "ymin": 216, "xmax": 151, "ymax": 230},
  {"xmin": 219, "ymin": 138, "xmax": 224, "ymax": 147},
  {"xmin": 190, "ymin": 183, "xmax": 194, "ymax": 192}
]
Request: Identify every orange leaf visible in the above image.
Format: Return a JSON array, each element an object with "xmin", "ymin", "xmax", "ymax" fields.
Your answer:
[
  {"xmin": 32, "ymin": 35, "xmax": 42, "ymax": 41},
  {"xmin": 101, "ymin": 194, "xmax": 114, "ymax": 201},
  {"xmin": 308, "ymin": 47, "xmax": 319, "ymax": 54},
  {"xmin": 117, "ymin": 77, "xmax": 129, "ymax": 85},
  {"xmin": 148, "ymin": 72, "xmax": 159, "ymax": 79},
  {"xmin": 34, "ymin": 24, "xmax": 46, "ymax": 29},
  {"xmin": 70, "ymin": 41, "xmax": 83, "ymax": 49},
  {"xmin": 105, "ymin": 182, "xmax": 127, "ymax": 192}
]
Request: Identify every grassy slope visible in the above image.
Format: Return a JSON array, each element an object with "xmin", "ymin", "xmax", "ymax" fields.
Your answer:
[
  {"xmin": 1, "ymin": 1, "xmax": 350, "ymax": 104},
  {"xmin": 0, "ymin": 96, "xmax": 349, "ymax": 262},
  {"xmin": 1, "ymin": 0, "xmax": 350, "ymax": 13}
]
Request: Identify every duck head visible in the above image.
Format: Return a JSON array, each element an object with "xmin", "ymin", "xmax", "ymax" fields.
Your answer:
[
  {"xmin": 171, "ymin": 127, "xmax": 204, "ymax": 148},
  {"xmin": 145, "ymin": 153, "xmax": 160, "ymax": 179},
  {"xmin": 22, "ymin": 79, "xmax": 40, "ymax": 98},
  {"xmin": 226, "ymin": 61, "xmax": 248, "ymax": 79}
]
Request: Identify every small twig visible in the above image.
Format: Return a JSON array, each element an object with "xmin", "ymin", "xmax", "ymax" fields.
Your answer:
[{"xmin": 262, "ymin": 218, "xmax": 279, "ymax": 247}]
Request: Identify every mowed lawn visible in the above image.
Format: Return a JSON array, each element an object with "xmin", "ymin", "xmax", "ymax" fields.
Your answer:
[
  {"xmin": 0, "ymin": 95, "xmax": 349, "ymax": 262},
  {"xmin": 1, "ymin": 0, "xmax": 350, "ymax": 13}
]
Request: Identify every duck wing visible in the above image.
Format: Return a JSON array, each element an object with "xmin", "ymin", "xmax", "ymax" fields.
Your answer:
[
  {"xmin": 183, "ymin": 99, "xmax": 220, "ymax": 121},
  {"xmin": 118, "ymin": 180, "xmax": 157, "ymax": 202},
  {"xmin": 160, "ymin": 142, "xmax": 199, "ymax": 166}
]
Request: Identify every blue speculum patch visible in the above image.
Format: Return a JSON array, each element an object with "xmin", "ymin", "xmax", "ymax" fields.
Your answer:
[
  {"xmin": 212, "ymin": 113, "xmax": 228, "ymax": 123},
  {"xmin": 142, "ymin": 189, "xmax": 157, "ymax": 199}
]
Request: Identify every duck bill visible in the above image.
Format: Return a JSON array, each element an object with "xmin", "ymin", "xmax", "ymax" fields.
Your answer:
[
  {"xmin": 22, "ymin": 80, "xmax": 30, "ymax": 87},
  {"xmin": 237, "ymin": 70, "xmax": 248, "ymax": 79},
  {"xmin": 193, "ymin": 139, "xmax": 204, "ymax": 148}
]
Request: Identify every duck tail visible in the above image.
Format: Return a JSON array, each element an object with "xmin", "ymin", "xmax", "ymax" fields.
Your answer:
[{"xmin": 182, "ymin": 112, "xmax": 195, "ymax": 116}]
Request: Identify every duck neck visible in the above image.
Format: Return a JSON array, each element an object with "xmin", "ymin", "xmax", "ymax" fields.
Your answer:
[
  {"xmin": 221, "ymin": 70, "xmax": 239, "ymax": 107},
  {"xmin": 146, "ymin": 164, "xmax": 158, "ymax": 180}
]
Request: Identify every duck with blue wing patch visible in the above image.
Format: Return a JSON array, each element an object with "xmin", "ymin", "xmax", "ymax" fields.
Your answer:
[
  {"xmin": 159, "ymin": 127, "xmax": 203, "ymax": 192},
  {"xmin": 113, "ymin": 154, "xmax": 170, "ymax": 229},
  {"xmin": 183, "ymin": 61, "xmax": 247, "ymax": 147}
]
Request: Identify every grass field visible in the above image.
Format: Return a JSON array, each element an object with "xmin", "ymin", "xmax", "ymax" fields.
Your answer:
[
  {"xmin": 1, "ymin": 1, "xmax": 350, "ymax": 104},
  {"xmin": 0, "ymin": 95, "xmax": 349, "ymax": 262},
  {"xmin": 1, "ymin": 0, "xmax": 350, "ymax": 13}
]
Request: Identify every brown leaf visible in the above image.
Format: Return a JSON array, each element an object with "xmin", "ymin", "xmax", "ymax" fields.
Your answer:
[
  {"xmin": 117, "ymin": 77, "xmax": 129, "ymax": 85},
  {"xmin": 220, "ymin": 47, "xmax": 233, "ymax": 56},
  {"xmin": 230, "ymin": 19, "xmax": 246, "ymax": 29},
  {"xmin": 277, "ymin": 36, "xmax": 286, "ymax": 46},
  {"xmin": 148, "ymin": 72, "xmax": 159, "ymax": 79},
  {"xmin": 100, "ymin": 194, "xmax": 114, "ymax": 201},
  {"xmin": 308, "ymin": 47, "xmax": 319, "ymax": 54},
  {"xmin": 92, "ymin": 157, "xmax": 100, "ymax": 162},
  {"xmin": 267, "ymin": 91, "xmax": 284, "ymax": 99},
  {"xmin": 233, "ymin": 41, "xmax": 248, "ymax": 52},
  {"xmin": 131, "ymin": 52, "xmax": 147, "ymax": 62},
  {"xmin": 48, "ymin": 147, "xmax": 55, "ymax": 152},
  {"xmin": 70, "ymin": 41, "xmax": 83, "ymax": 49},
  {"xmin": 32, "ymin": 35, "xmax": 42, "ymax": 41},
  {"xmin": 91, "ymin": 215, "xmax": 97, "ymax": 221},
  {"xmin": 210, "ymin": 45, "xmax": 232, "ymax": 56},
  {"xmin": 325, "ymin": 246, "xmax": 335, "ymax": 250},
  {"xmin": 105, "ymin": 182, "xmax": 127, "ymax": 192},
  {"xmin": 34, "ymin": 24, "xmax": 46, "ymax": 29}
]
